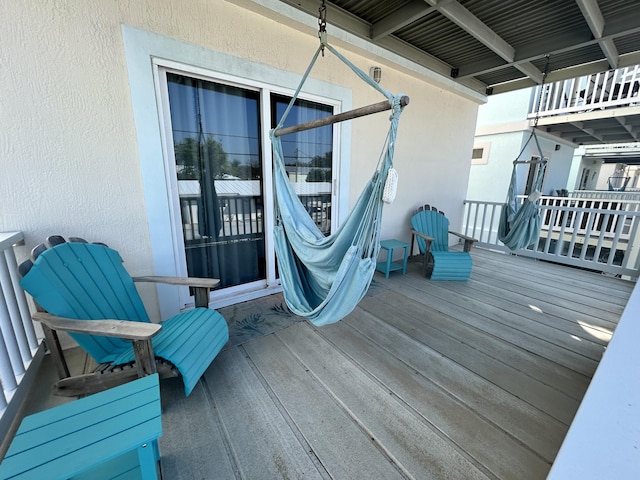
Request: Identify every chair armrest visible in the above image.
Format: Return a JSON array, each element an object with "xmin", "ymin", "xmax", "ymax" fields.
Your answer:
[
  {"xmin": 410, "ymin": 229, "xmax": 435, "ymax": 243},
  {"xmin": 448, "ymin": 231, "xmax": 477, "ymax": 243},
  {"xmin": 411, "ymin": 229, "xmax": 435, "ymax": 245},
  {"xmin": 32, "ymin": 312, "xmax": 161, "ymax": 340},
  {"xmin": 133, "ymin": 275, "xmax": 221, "ymax": 308},
  {"xmin": 410, "ymin": 229, "xmax": 435, "ymax": 255},
  {"xmin": 448, "ymin": 231, "xmax": 478, "ymax": 252},
  {"xmin": 132, "ymin": 275, "xmax": 221, "ymax": 289}
]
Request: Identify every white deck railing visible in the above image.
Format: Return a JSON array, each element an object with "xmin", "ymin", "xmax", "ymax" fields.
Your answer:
[
  {"xmin": 568, "ymin": 189, "xmax": 640, "ymax": 201},
  {"xmin": 0, "ymin": 232, "xmax": 40, "ymax": 423},
  {"xmin": 529, "ymin": 65, "xmax": 640, "ymax": 118},
  {"xmin": 463, "ymin": 197, "xmax": 640, "ymax": 278}
]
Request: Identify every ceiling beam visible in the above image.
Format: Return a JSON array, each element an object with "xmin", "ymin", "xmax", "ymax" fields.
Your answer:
[
  {"xmin": 424, "ymin": 0, "xmax": 514, "ymax": 61},
  {"xmin": 277, "ymin": 0, "xmax": 486, "ymax": 94},
  {"xmin": 575, "ymin": 0, "xmax": 619, "ymax": 69},
  {"xmin": 614, "ymin": 117, "xmax": 640, "ymax": 140},
  {"xmin": 458, "ymin": 14, "xmax": 640, "ymax": 83},
  {"xmin": 487, "ymin": 50, "xmax": 640, "ymax": 95},
  {"xmin": 422, "ymin": 0, "xmax": 542, "ymax": 83},
  {"xmin": 370, "ymin": 0, "xmax": 433, "ymax": 40}
]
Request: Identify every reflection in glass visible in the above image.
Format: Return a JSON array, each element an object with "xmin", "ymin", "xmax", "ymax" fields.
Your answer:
[
  {"xmin": 167, "ymin": 73, "xmax": 265, "ymax": 288},
  {"xmin": 271, "ymin": 94, "xmax": 333, "ymax": 236}
]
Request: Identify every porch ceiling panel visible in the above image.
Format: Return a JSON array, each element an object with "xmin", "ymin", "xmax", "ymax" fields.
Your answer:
[
  {"xmin": 279, "ymin": 0, "xmax": 640, "ymax": 95},
  {"xmin": 547, "ymin": 117, "xmax": 640, "ymax": 144},
  {"xmin": 615, "ymin": 32, "xmax": 640, "ymax": 57}
]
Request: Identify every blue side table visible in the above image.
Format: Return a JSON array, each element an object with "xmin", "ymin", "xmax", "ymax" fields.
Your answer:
[{"xmin": 376, "ymin": 239, "xmax": 410, "ymax": 278}]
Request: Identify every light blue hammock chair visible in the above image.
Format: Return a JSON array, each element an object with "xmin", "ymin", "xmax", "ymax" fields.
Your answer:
[
  {"xmin": 270, "ymin": 38, "xmax": 406, "ymax": 327},
  {"xmin": 498, "ymin": 129, "xmax": 548, "ymax": 251}
]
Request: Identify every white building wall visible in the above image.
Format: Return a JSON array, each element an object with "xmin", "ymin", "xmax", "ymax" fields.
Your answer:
[
  {"xmin": 469, "ymin": 88, "xmax": 577, "ymax": 203},
  {"xmin": 476, "ymin": 88, "xmax": 531, "ymax": 125},
  {"xmin": 0, "ymin": 0, "xmax": 482, "ymax": 319}
]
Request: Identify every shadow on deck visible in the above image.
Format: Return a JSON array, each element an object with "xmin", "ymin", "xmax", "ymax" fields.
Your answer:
[{"xmin": 27, "ymin": 248, "xmax": 634, "ymax": 479}]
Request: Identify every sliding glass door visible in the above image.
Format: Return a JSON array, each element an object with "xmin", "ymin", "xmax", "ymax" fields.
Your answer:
[
  {"xmin": 161, "ymin": 68, "xmax": 335, "ymax": 304},
  {"xmin": 167, "ymin": 73, "xmax": 265, "ymax": 288}
]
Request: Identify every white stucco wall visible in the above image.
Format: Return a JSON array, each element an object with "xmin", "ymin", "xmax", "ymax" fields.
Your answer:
[{"xmin": 1, "ymin": 0, "xmax": 482, "ymax": 319}]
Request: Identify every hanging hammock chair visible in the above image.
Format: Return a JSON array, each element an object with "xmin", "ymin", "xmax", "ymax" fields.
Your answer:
[
  {"xmin": 270, "ymin": 37, "xmax": 406, "ymax": 327},
  {"xmin": 497, "ymin": 129, "xmax": 547, "ymax": 251},
  {"xmin": 498, "ymin": 54, "xmax": 551, "ymax": 252}
]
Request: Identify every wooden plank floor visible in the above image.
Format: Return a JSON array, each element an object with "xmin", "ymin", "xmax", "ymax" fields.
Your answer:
[{"xmin": 156, "ymin": 248, "xmax": 634, "ymax": 480}]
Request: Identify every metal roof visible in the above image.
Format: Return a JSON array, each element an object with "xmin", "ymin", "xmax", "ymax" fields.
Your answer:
[{"xmin": 280, "ymin": 0, "xmax": 640, "ymax": 96}]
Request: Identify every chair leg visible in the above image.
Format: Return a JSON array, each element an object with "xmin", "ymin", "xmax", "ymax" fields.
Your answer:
[
  {"xmin": 42, "ymin": 325, "xmax": 70, "ymax": 379},
  {"xmin": 133, "ymin": 339, "xmax": 157, "ymax": 377}
]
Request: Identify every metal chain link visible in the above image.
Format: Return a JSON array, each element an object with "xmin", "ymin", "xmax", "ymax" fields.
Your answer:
[
  {"xmin": 534, "ymin": 54, "xmax": 551, "ymax": 128},
  {"xmin": 318, "ymin": 0, "xmax": 327, "ymax": 55}
]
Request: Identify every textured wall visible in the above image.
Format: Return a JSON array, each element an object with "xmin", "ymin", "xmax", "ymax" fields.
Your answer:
[{"xmin": 1, "ymin": 0, "xmax": 481, "ymax": 319}]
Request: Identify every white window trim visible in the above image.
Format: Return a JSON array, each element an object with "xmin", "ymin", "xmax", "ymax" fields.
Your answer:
[{"xmin": 471, "ymin": 141, "xmax": 491, "ymax": 165}]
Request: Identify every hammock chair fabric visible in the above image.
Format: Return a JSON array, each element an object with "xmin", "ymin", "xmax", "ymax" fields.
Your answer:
[
  {"xmin": 270, "ymin": 41, "xmax": 405, "ymax": 326},
  {"xmin": 498, "ymin": 130, "xmax": 547, "ymax": 251}
]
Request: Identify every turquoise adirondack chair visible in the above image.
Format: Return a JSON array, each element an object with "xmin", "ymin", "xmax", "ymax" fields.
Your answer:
[
  {"xmin": 19, "ymin": 236, "xmax": 229, "ymax": 397},
  {"xmin": 410, "ymin": 205, "xmax": 477, "ymax": 280}
]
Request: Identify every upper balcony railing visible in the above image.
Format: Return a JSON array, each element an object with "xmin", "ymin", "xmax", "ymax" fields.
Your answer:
[{"xmin": 528, "ymin": 65, "xmax": 640, "ymax": 119}]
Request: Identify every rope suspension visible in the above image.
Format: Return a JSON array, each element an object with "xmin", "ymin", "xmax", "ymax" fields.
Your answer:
[
  {"xmin": 497, "ymin": 54, "xmax": 551, "ymax": 251},
  {"xmin": 269, "ymin": 4, "xmax": 407, "ymax": 326}
]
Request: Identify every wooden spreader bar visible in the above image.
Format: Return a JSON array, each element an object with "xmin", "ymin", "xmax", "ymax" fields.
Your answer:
[
  {"xmin": 513, "ymin": 159, "xmax": 547, "ymax": 165},
  {"xmin": 274, "ymin": 95, "xmax": 410, "ymax": 137}
]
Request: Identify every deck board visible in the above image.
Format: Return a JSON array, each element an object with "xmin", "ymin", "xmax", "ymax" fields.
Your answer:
[
  {"xmin": 154, "ymin": 249, "xmax": 633, "ymax": 479},
  {"xmin": 358, "ymin": 290, "xmax": 582, "ymax": 425},
  {"xmin": 27, "ymin": 248, "xmax": 634, "ymax": 480},
  {"xmin": 334, "ymin": 311, "xmax": 567, "ymax": 464}
]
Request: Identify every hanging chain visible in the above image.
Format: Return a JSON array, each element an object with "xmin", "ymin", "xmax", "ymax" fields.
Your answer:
[
  {"xmin": 318, "ymin": 0, "xmax": 327, "ymax": 56},
  {"xmin": 533, "ymin": 54, "xmax": 551, "ymax": 128}
]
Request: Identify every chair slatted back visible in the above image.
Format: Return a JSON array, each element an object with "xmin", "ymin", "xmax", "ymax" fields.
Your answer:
[
  {"xmin": 20, "ymin": 242, "xmax": 150, "ymax": 364},
  {"xmin": 411, "ymin": 210, "xmax": 450, "ymax": 253}
]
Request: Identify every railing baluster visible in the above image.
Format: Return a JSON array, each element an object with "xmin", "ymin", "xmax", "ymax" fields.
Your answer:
[
  {"xmin": 0, "ymin": 263, "xmax": 25, "ymax": 378},
  {"xmin": 472, "ymin": 202, "xmax": 480, "ymax": 241},
  {"xmin": 607, "ymin": 212, "xmax": 625, "ymax": 267},
  {"xmin": 579, "ymin": 210, "xmax": 595, "ymax": 262},
  {"xmin": 480, "ymin": 203, "xmax": 488, "ymax": 243},
  {"xmin": 0, "ymin": 252, "xmax": 32, "ymax": 361},
  {"xmin": 463, "ymin": 201, "xmax": 471, "ymax": 237},
  {"xmin": 567, "ymin": 210, "xmax": 583, "ymax": 260},
  {"xmin": 488, "ymin": 204, "xmax": 497, "ymax": 245},
  {"xmin": 593, "ymin": 213, "xmax": 610, "ymax": 264},
  {"xmin": 622, "ymin": 214, "xmax": 640, "ymax": 271},
  {"xmin": 465, "ymin": 198, "xmax": 640, "ymax": 277},
  {"xmin": 543, "ymin": 208, "xmax": 557, "ymax": 254}
]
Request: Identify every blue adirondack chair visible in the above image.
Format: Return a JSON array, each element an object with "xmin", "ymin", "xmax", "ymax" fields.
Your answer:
[
  {"xmin": 19, "ymin": 236, "xmax": 229, "ymax": 397},
  {"xmin": 410, "ymin": 205, "xmax": 477, "ymax": 280}
]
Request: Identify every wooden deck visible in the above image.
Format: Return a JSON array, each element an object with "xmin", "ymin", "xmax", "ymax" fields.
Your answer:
[
  {"xmin": 157, "ymin": 248, "xmax": 633, "ymax": 480},
  {"xmin": 24, "ymin": 248, "xmax": 634, "ymax": 479}
]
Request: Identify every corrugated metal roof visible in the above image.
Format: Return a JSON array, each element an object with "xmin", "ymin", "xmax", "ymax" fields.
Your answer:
[{"xmin": 280, "ymin": 0, "xmax": 640, "ymax": 95}]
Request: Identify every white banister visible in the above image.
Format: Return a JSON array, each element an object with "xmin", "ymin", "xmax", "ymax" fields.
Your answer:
[
  {"xmin": 463, "ymin": 197, "xmax": 640, "ymax": 278},
  {"xmin": 0, "ymin": 232, "xmax": 41, "ymax": 420}
]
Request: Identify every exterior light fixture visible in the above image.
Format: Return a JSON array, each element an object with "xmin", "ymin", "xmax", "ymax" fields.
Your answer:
[{"xmin": 369, "ymin": 66, "xmax": 382, "ymax": 83}]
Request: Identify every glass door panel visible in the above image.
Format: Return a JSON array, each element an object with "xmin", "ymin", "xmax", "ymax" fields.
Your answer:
[
  {"xmin": 271, "ymin": 94, "xmax": 334, "ymax": 235},
  {"xmin": 167, "ymin": 73, "xmax": 265, "ymax": 288}
]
